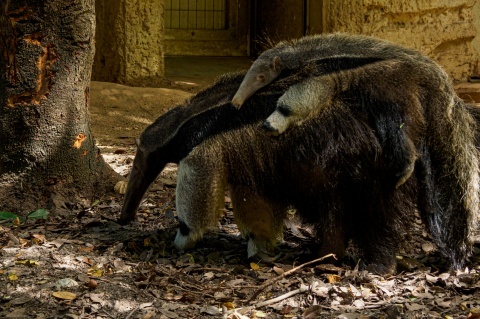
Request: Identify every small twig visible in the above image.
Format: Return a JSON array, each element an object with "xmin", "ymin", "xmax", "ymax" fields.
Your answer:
[
  {"xmin": 125, "ymin": 306, "xmax": 139, "ymax": 319},
  {"xmin": 255, "ymin": 284, "xmax": 309, "ymax": 308},
  {"xmin": 100, "ymin": 309, "xmax": 116, "ymax": 319},
  {"xmin": 222, "ymin": 305, "xmax": 228, "ymax": 319},
  {"xmin": 7, "ymin": 232, "xmax": 20, "ymax": 244},
  {"xmin": 248, "ymin": 253, "xmax": 336, "ymax": 302}
]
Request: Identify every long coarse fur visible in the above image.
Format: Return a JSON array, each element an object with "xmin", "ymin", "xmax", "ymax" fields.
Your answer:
[
  {"xmin": 120, "ymin": 35, "xmax": 479, "ymax": 273},
  {"xmin": 237, "ymin": 34, "xmax": 480, "ymax": 269},
  {"xmin": 231, "ymin": 33, "xmax": 436, "ymax": 108}
]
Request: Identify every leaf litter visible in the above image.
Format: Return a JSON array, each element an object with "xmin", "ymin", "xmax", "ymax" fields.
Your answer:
[{"xmin": 0, "ymin": 148, "xmax": 479, "ymax": 319}]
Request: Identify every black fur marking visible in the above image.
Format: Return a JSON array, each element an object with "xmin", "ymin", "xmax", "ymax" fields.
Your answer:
[
  {"xmin": 178, "ymin": 220, "xmax": 191, "ymax": 236},
  {"xmin": 311, "ymin": 56, "xmax": 385, "ymax": 76},
  {"xmin": 276, "ymin": 102, "xmax": 292, "ymax": 117},
  {"xmin": 278, "ymin": 56, "xmax": 386, "ymax": 80}
]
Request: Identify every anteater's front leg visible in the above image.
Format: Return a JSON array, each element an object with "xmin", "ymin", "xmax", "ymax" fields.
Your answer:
[{"xmin": 174, "ymin": 151, "xmax": 227, "ymax": 250}]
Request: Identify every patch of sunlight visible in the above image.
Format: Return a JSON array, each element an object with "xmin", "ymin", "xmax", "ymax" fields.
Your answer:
[
  {"xmin": 2, "ymin": 246, "xmax": 46, "ymax": 259},
  {"xmin": 125, "ymin": 115, "xmax": 154, "ymax": 125},
  {"xmin": 162, "ymin": 163, "xmax": 178, "ymax": 174},
  {"xmin": 175, "ymin": 80, "xmax": 197, "ymax": 86},
  {"xmin": 114, "ymin": 299, "xmax": 138, "ymax": 312},
  {"xmin": 100, "ymin": 89, "xmax": 120, "ymax": 95}
]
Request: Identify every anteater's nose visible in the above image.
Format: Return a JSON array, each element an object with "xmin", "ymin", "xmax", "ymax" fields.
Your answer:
[
  {"xmin": 231, "ymin": 98, "xmax": 243, "ymax": 109},
  {"xmin": 262, "ymin": 121, "xmax": 280, "ymax": 136}
]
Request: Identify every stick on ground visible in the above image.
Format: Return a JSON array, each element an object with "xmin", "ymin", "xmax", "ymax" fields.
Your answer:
[{"xmin": 248, "ymin": 253, "xmax": 336, "ymax": 302}]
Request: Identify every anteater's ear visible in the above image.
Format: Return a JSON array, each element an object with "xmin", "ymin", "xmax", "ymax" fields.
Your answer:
[
  {"xmin": 134, "ymin": 138, "xmax": 140, "ymax": 147},
  {"xmin": 272, "ymin": 56, "xmax": 281, "ymax": 71}
]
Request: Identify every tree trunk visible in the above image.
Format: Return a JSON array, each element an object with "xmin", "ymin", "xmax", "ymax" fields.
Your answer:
[{"xmin": 0, "ymin": 0, "xmax": 118, "ymax": 214}]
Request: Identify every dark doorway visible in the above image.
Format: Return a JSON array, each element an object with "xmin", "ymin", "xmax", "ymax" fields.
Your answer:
[{"xmin": 250, "ymin": 0, "xmax": 325, "ymax": 56}]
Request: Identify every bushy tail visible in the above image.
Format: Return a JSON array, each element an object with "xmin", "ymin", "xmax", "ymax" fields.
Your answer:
[{"xmin": 425, "ymin": 96, "xmax": 479, "ymax": 269}]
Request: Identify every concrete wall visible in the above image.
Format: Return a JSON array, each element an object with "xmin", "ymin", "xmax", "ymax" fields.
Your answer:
[
  {"xmin": 324, "ymin": 0, "xmax": 478, "ymax": 82},
  {"xmin": 93, "ymin": 0, "xmax": 478, "ymax": 83},
  {"xmin": 472, "ymin": 0, "xmax": 480, "ymax": 75},
  {"xmin": 93, "ymin": 0, "xmax": 165, "ymax": 85}
]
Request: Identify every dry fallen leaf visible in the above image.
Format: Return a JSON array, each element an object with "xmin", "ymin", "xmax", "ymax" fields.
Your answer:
[
  {"xmin": 158, "ymin": 308, "xmax": 179, "ymax": 318},
  {"xmin": 200, "ymin": 305, "xmax": 220, "ymax": 316},
  {"xmin": 10, "ymin": 297, "xmax": 31, "ymax": 305},
  {"xmin": 55, "ymin": 278, "xmax": 79, "ymax": 289},
  {"xmin": 15, "ymin": 259, "xmax": 39, "ymax": 266},
  {"xmin": 250, "ymin": 262, "xmax": 260, "ymax": 271},
  {"xmin": 78, "ymin": 246, "xmax": 95, "ymax": 252},
  {"xmin": 203, "ymin": 272, "xmax": 214, "ymax": 280},
  {"xmin": 88, "ymin": 268, "xmax": 104, "ymax": 277},
  {"xmin": 303, "ymin": 305, "xmax": 324, "ymax": 319},
  {"xmin": 280, "ymin": 305, "xmax": 293, "ymax": 315},
  {"xmin": 46, "ymin": 239, "xmax": 67, "ymax": 249},
  {"xmin": 406, "ymin": 303, "xmax": 426, "ymax": 311},
  {"xmin": 18, "ymin": 238, "xmax": 30, "ymax": 247},
  {"xmin": 353, "ymin": 299, "xmax": 365, "ymax": 308},
  {"xmin": 144, "ymin": 237, "xmax": 152, "ymax": 247},
  {"xmin": 32, "ymin": 233, "xmax": 46, "ymax": 245},
  {"xmin": 468, "ymin": 311, "xmax": 480, "ymax": 319},
  {"xmin": 82, "ymin": 257, "xmax": 94, "ymax": 266},
  {"xmin": 114, "ymin": 180, "xmax": 128, "ymax": 194},
  {"xmin": 327, "ymin": 274, "xmax": 341, "ymax": 283},
  {"xmin": 8, "ymin": 273, "xmax": 18, "ymax": 281},
  {"xmin": 77, "ymin": 274, "xmax": 90, "ymax": 283},
  {"xmin": 52, "ymin": 291, "xmax": 77, "ymax": 300},
  {"xmin": 89, "ymin": 293, "xmax": 105, "ymax": 303},
  {"xmin": 143, "ymin": 312, "xmax": 155, "ymax": 319},
  {"xmin": 273, "ymin": 265, "xmax": 284, "ymax": 275},
  {"xmin": 139, "ymin": 302, "xmax": 154, "ymax": 309},
  {"xmin": 223, "ymin": 302, "xmax": 235, "ymax": 310}
]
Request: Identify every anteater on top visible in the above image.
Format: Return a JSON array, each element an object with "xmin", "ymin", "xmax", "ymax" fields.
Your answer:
[
  {"xmin": 232, "ymin": 33, "xmax": 452, "ymax": 188},
  {"xmin": 119, "ymin": 34, "xmax": 479, "ymax": 274}
]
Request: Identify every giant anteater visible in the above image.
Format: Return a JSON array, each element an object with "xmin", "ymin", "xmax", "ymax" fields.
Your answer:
[
  {"xmin": 233, "ymin": 34, "xmax": 460, "ymax": 188},
  {"xmin": 231, "ymin": 33, "xmax": 436, "ymax": 109},
  {"xmin": 120, "ymin": 35, "xmax": 479, "ymax": 274}
]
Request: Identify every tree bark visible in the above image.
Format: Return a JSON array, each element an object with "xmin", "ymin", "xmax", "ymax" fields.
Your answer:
[{"xmin": 0, "ymin": 0, "xmax": 118, "ymax": 214}]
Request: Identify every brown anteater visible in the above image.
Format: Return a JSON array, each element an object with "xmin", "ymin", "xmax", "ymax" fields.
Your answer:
[{"xmin": 120, "ymin": 37, "xmax": 478, "ymax": 273}]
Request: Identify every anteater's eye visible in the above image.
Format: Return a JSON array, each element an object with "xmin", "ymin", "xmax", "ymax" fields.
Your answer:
[{"xmin": 257, "ymin": 74, "xmax": 266, "ymax": 82}]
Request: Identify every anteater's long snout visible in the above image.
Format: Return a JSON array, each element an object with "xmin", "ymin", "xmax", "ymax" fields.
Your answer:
[
  {"xmin": 118, "ymin": 149, "xmax": 167, "ymax": 224},
  {"xmin": 231, "ymin": 93, "xmax": 245, "ymax": 109},
  {"xmin": 118, "ymin": 167, "xmax": 151, "ymax": 224}
]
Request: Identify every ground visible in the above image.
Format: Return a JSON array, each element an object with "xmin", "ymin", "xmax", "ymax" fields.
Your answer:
[{"xmin": 1, "ymin": 58, "xmax": 480, "ymax": 319}]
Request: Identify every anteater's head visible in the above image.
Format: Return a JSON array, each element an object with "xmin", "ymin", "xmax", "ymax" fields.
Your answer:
[{"xmin": 231, "ymin": 55, "xmax": 282, "ymax": 109}]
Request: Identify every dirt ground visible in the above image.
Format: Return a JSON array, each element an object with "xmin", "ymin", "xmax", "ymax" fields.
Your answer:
[{"xmin": 1, "ymin": 62, "xmax": 480, "ymax": 319}]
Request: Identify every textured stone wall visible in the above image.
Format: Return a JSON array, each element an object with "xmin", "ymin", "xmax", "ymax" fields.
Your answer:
[
  {"xmin": 93, "ymin": 0, "xmax": 165, "ymax": 85},
  {"xmin": 473, "ymin": 0, "xmax": 480, "ymax": 75},
  {"xmin": 325, "ymin": 0, "xmax": 478, "ymax": 82}
]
